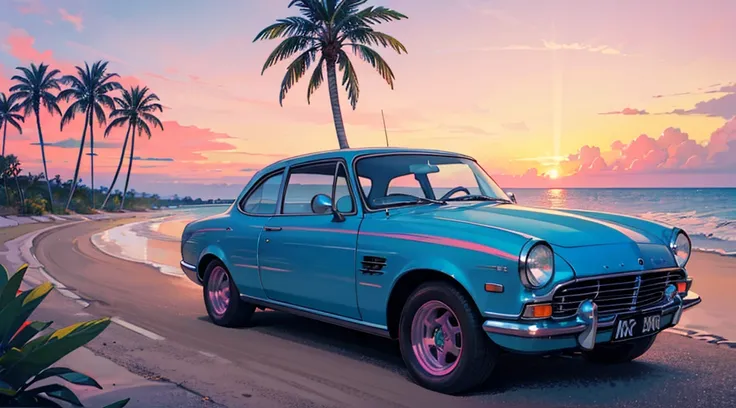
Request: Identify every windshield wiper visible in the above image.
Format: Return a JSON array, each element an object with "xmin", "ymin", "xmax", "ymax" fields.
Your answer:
[
  {"xmin": 445, "ymin": 195, "xmax": 513, "ymax": 203},
  {"xmin": 379, "ymin": 194, "xmax": 447, "ymax": 208}
]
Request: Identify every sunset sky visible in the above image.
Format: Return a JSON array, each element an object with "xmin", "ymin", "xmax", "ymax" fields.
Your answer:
[{"xmin": 1, "ymin": 0, "xmax": 735, "ymax": 198}]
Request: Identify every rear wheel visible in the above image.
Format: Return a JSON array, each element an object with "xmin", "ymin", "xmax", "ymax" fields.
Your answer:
[
  {"xmin": 398, "ymin": 282, "xmax": 498, "ymax": 394},
  {"xmin": 203, "ymin": 259, "xmax": 255, "ymax": 327},
  {"xmin": 582, "ymin": 334, "xmax": 657, "ymax": 364}
]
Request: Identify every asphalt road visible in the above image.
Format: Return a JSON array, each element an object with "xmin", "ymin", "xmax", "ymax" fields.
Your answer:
[{"xmin": 34, "ymin": 220, "xmax": 736, "ymax": 408}]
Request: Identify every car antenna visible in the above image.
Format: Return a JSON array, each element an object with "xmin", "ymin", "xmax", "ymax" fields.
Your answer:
[{"xmin": 381, "ymin": 109, "xmax": 389, "ymax": 147}]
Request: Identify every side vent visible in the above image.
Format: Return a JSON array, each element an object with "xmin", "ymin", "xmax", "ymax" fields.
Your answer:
[{"xmin": 360, "ymin": 256, "xmax": 387, "ymax": 275}]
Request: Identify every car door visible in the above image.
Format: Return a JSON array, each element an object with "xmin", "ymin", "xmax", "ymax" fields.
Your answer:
[
  {"xmin": 258, "ymin": 160, "xmax": 362, "ymax": 320},
  {"xmin": 226, "ymin": 169, "xmax": 284, "ymax": 299}
]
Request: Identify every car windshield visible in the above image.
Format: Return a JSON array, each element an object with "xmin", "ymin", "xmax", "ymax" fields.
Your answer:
[{"xmin": 355, "ymin": 154, "xmax": 510, "ymax": 210}]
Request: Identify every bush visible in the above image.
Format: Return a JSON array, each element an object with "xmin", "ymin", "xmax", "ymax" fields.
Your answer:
[
  {"xmin": 22, "ymin": 196, "xmax": 47, "ymax": 216},
  {"xmin": 0, "ymin": 263, "xmax": 129, "ymax": 407}
]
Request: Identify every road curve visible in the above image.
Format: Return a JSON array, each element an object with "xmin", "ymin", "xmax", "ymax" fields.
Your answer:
[{"xmin": 34, "ymin": 219, "xmax": 736, "ymax": 408}]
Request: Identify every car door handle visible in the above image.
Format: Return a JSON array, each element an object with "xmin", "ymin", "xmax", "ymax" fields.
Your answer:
[{"xmin": 264, "ymin": 226, "xmax": 282, "ymax": 232}]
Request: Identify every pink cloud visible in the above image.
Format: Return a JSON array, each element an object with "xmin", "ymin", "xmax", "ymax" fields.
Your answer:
[
  {"xmin": 599, "ymin": 107, "xmax": 649, "ymax": 115},
  {"xmin": 13, "ymin": 0, "xmax": 45, "ymax": 15},
  {"xmin": 58, "ymin": 8, "xmax": 84, "ymax": 32}
]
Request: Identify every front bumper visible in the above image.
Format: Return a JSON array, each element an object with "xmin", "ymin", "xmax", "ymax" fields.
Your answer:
[
  {"xmin": 180, "ymin": 260, "xmax": 202, "ymax": 286},
  {"xmin": 483, "ymin": 288, "xmax": 701, "ymax": 353}
]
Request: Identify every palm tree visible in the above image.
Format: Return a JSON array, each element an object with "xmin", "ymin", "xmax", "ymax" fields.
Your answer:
[
  {"xmin": 101, "ymin": 86, "xmax": 163, "ymax": 210},
  {"xmin": 254, "ymin": 0, "xmax": 407, "ymax": 149},
  {"xmin": 6, "ymin": 154, "xmax": 24, "ymax": 207},
  {"xmin": 0, "ymin": 92, "xmax": 25, "ymax": 156},
  {"xmin": 10, "ymin": 63, "xmax": 62, "ymax": 211},
  {"xmin": 59, "ymin": 60, "xmax": 122, "ymax": 211}
]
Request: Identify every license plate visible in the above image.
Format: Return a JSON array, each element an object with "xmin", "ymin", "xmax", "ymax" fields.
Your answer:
[{"xmin": 611, "ymin": 312, "xmax": 662, "ymax": 342}]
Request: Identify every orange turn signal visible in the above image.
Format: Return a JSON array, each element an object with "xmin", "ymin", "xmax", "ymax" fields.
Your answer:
[
  {"xmin": 523, "ymin": 303, "xmax": 553, "ymax": 319},
  {"xmin": 484, "ymin": 283, "xmax": 504, "ymax": 293},
  {"xmin": 676, "ymin": 281, "xmax": 687, "ymax": 293}
]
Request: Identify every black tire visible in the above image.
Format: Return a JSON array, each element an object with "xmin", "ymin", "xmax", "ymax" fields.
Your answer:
[
  {"xmin": 582, "ymin": 334, "xmax": 657, "ymax": 364},
  {"xmin": 202, "ymin": 259, "xmax": 255, "ymax": 327},
  {"xmin": 398, "ymin": 281, "xmax": 498, "ymax": 394}
]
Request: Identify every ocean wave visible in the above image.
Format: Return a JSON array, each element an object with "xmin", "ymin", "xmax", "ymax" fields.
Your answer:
[{"xmin": 640, "ymin": 211, "xmax": 736, "ymax": 242}]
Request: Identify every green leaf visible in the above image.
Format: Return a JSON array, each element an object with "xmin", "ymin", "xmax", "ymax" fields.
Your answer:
[
  {"xmin": 3, "ymin": 317, "xmax": 111, "ymax": 389},
  {"xmin": 0, "ymin": 282, "xmax": 53, "ymax": 348},
  {"xmin": 103, "ymin": 398, "xmax": 131, "ymax": 408},
  {"xmin": 0, "ymin": 263, "xmax": 29, "ymax": 310},
  {"xmin": 0, "ymin": 379, "xmax": 16, "ymax": 396},
  {"xmin": 9, "ymin": 321, "xmax": 52, "ymax": 349},
  {"xmin": 0, "ymin": 264, "xmax": 9, "ymax": 293},
  {"xmin": 26, "ymin": 383, "xmax": 83, "ymax": 406},
  {"xmin": 25, "ymin": 367, "xmax": 101, "ymax": 390}
]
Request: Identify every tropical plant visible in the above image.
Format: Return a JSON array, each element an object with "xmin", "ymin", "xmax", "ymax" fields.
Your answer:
[
  {"xmin": 254, "ymin": 0, "xmax": 407, "ymax": 149},
  {"xmin": 101, "ymin": 86, "xmax": 163, "ymax": 210},
  {"xmin": 0, "ymin": 263, "xmax": 129, "ymax": 407},
  {"xmin": 0, "ymin": 93, "xmax": 25, "ymax": 157},
  {"xmin": 22, "ymin": 196, "xmax": 46, "ymax": 215},
  {"xmin": 5, "ymin": 155, "xmax": 24, "ymax": 208},
  {"xmin": 10, "ymin": 63, "xmax": 62, "ymax": 212},
  {"xmin": 59, "ymin": 60, "xmax": 122, "ymax": 211}
]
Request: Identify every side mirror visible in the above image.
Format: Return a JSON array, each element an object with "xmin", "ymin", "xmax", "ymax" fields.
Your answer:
[
  {"xmin": 506, "ymin": 191, "xmax": 517, "ymax": 204},
  {"xmin": 311, "ymin": 194, "xmax": 333, "ymax": 214}
]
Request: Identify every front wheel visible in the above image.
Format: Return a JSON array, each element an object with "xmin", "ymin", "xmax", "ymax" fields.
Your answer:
[
  {"xmin": 398, "ymin": 282, "xmax": 498, "ymax": 394},
  {"xmin": 582, "ymin": 334, "xmax": 657, "ymax": 364},
  {"xmin": 203, "ymin": 259, "xmax": 255, "ymax": 327}
]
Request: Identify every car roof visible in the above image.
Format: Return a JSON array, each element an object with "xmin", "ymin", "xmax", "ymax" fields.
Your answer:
[{"xmin": 259, "ymin": 147, "xmax": 473, "ymax": 174}]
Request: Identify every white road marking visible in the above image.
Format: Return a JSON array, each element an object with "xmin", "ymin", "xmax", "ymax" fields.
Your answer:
[
  {"xmin": 75, "ymin": 312, "xmax": 92, "ymax": 317},
  {"xmin": 111, "ymin": 317, "xmax": 166, "ymax": 341},
  {"xmin": 76, "ymin": 300, "xmax": 90, "ymax": 308},
  {"xmin": 37, "ymin": 267, "xmax": 66, "ymax": 289},
  {"xmin": 57, "ymin": 288, "xmax": 81, "ymax": 300}
]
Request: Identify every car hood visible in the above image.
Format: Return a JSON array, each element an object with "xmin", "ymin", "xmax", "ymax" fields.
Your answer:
[{"xmin": 409, "ymin": 203, "xmax": 664, "ymax": 248}]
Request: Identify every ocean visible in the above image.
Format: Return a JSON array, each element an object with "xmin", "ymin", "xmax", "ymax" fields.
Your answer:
[{"xmin": 92, "ymin": 188, "xmax": 736, "ymax": 278}]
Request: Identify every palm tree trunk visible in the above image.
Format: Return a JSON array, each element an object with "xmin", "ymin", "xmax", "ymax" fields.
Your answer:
[
  {"xmin": 2, "ymin": 121, "xmax": 6, "ymax": 156},
  {"xmin": 65, "ymin": 109, "xmax": 90, "ymax": 211},
  {"xmin": 120, "ymin": 125, "xmax": 136, "ymax": 211},
  {"xmin": 34, "ymin": 108, "xmax": 53, "ymax": 212},
  {"xmin": 13, "ymin": 173, "xmax": 23, "ymax": 214},
  {"xmin": 326, "ymin": 61, "xmax": 350, "ymax": 149},
  {"xmin": 101, "ymin": 123, "xmax": 131, "ymax": 210},
  {"xmin": 89, "ymin": 112, "xmax": 95, "ymax": 209}
]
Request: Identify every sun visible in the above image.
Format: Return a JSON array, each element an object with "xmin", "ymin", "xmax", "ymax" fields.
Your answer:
[{"xmin": 546, "ymin": 168, "xmax": 560, "ymax": 179}]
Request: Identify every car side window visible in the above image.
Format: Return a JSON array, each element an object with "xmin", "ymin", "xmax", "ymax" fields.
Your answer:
[
  {"xmin": 241, "ymin": 172, "xmax": 283, "ymax": 215},
  {"xmin": 282, "ymin": 161, "xmax": 355, "ymax": 215}
]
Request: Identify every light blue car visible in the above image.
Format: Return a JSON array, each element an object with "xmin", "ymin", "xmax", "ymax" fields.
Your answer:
[{"xmin": 180, "ymin": 148, "xmax": 701, "ymax": 394}]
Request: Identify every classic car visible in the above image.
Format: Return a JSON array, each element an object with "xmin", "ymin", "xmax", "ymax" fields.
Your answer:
[{"xmin": 180, "ymin": 147, "xmax": 701, "ymax": 394}]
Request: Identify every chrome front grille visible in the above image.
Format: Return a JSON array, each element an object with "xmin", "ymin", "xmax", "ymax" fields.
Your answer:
[{"xmin": 551, "ymin": 269, "xmax": 685, "ymax": 318}]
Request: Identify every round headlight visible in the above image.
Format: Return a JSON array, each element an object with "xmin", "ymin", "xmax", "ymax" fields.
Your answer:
[
  {"xmin": 524, "ymin": 243, "xmax": 555, "ymax": 288},
  {"xmin": 672, "ymin": 231, "xmax": 691, "ymax": 267}
]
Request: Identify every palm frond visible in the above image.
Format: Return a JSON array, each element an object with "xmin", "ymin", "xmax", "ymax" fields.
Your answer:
[
  {"xmin": 5, "ymin": 116, "xmax": 23, "ymax": 134},
  {"xmin": 104, "ymin": 116, "xmax": 129, "ymax": 137},
  {"xmin": 136, "ymin": 119, "xmax": 152, "ymax": 139},
  {"xmin": 337, "ymin": 51, "xmax": 360, "ymax": 109},
  {"xmin": 140, "ymin": 112, "xmax": 164, "ymax": 130},
  {"xmin": 344, "ymin": 29, "xmax": 407, "ymax": 54},
  {"xmin": 93, "ymin": 103, "xmax": 107, "ymax": 125},
  {"xmin": 261, "ymin": 36, "xmax": 316, "ymax": 74},
  {"xmin": 60, "ymin": 100, "xmax": 86, "ymax": 130},
  {"xmin": 332, "ymin": 0, "xmax": 367, "ymax": 24},
  {"xmin": 288, "ymin": 0, "xmax": 329, "ymax": 23},
  {"xmin": 349, "ymin": 44, "xmax": 395, "ymax": 88},
  {"xmin": 253, "ymin": 17, "xmax": 319, "ymax": 41},
  {"xmin": 353, "ymin": 6, "xmax": 408, "ymax": 24},
  {"xmin": 98, "ymin": 94, "xmax": 116, "ymax": 110},
  {"xmin": 306, "ymin": 56, "xmax": 325, "ymax": 104},
  {"xmin": 278, "ymin": 48, "xmax": 317, "ymax": 105}
]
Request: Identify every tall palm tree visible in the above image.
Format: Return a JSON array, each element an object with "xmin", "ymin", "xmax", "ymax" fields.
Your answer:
[
  {"xmin": 0, "ymin": 155, "xmax": 9, "ymax": 206},
  {"xmin": 0, "ymin": 92, "xmax": 25, "ymax": 156},
  {"xmin": 59, "ymin": 60, "xmax": 122, "ymax": 211},
  {"xmin": 101, "ymin": 86, "xmax": 163, "ymax": 210},
  {"xmin": 254, "ymin": 0, "xmax": 407, "ymax": 149},
  {"xmin": 10, "ymin": 63, "xmax": 62, "ymax": 211}
]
